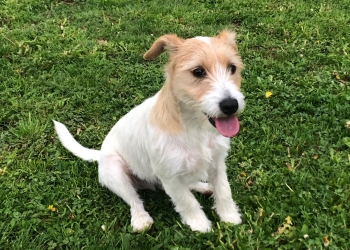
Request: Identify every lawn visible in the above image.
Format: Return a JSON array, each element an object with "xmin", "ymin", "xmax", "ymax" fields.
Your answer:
[{"xmin": 1, "ymin": 0, "xmax": 349, "ymax": 249}]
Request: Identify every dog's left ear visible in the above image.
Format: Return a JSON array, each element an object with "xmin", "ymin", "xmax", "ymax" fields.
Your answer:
[
  {"xmin": 217, "ymin": 31, "xmax": 238, "ymax": 51},
  {"xmin": 143, "ymin": 34, "xmax": 184, "ymax": 60}
]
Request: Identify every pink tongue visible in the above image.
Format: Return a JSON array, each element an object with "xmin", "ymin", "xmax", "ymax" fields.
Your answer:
[{"xmin": 214, "ymin": 116, "xmax": 240, "ymax": 137}]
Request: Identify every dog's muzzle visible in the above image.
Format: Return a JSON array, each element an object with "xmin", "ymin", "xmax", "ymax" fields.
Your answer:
[{"xmin": 204, "ymin": 98, "xmax": 240, "ymax": 138}]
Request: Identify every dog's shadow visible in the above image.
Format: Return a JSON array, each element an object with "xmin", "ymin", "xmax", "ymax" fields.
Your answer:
[
  {"xmin": 139, "ymin": 188, "xmax": 217, "ymax": 231},
  {"xmin": 98, "ymin": 185, "xmax": 217, "ymax": 232}
]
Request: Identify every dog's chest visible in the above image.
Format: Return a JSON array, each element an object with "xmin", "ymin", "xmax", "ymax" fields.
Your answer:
[
  {"xmin": 154, "ymin": 134, "xmax": 227, "ymax": 181},
  {"xmin": 186, "ymin": 135, "xmax": 224, "ymax": 166},
  {"xmin": 181, "ymin": 146, "xmax": 213, "ymax": 182}
]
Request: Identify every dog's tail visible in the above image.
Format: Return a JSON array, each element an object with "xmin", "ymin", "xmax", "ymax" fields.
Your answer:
[{"xmin": 53, "ymin": 120, "xmax": 100, "ymax": 162}]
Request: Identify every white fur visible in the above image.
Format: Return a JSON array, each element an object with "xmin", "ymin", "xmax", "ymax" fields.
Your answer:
[
  {"xmin": 54, "ymin": 34, "xmax": 244, "ymax": 232},
  {"xmin": 195, "ymin": 36, "xmax": 211, "ymax": 44},
  {"xmin": 53, "ymin": 120, "xmax": 100, "ymax": 162},
  {"xmin": 201, "ymin": 63, "xmax": 245, "ymax": 118}
]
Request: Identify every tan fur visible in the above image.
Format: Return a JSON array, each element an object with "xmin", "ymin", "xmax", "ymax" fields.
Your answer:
[
  {"xmin": 216, "ymin": 30, "xmax": 238, "ymax": 52},
  {"xmin": 150, "ymin": 79, "xmax": 182, "ymax": 133},
  {"xmin": 145, "ymin": 35, "xmax": 184, "ymax": 133},
  {"xmin": 170, "ymin": 33, "xmax": 243, "ymax": 101},
  {"xmin": 143, "ymin": 34, "xmax": 184, "ymax": 60},
  {"xmin": 146, "ymin": 31, "xmax": 243, "ymax": 134}
]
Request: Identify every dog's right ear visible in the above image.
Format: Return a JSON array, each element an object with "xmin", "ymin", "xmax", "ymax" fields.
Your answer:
[{"xmin": 143, "ymin": 34, "xmax": 184, "ymax": 60}]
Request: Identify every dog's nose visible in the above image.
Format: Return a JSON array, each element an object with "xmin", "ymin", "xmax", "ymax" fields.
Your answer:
[{"xmin": 219, "ymin": 98, "xmax": 239, "ymax": 115}]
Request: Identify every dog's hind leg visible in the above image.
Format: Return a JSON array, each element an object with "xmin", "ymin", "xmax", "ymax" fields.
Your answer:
[{"xmin": 98, "ymin": 153, "xmax": 153, "ymax": 232}]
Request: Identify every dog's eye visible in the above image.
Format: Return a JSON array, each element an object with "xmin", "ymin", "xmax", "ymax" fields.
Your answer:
[
  {"xmin": 192, "ymin": 67, "xmax": 206, "ymax": 78},
  {"xmin": 228, "ymin": 64, "xmax": 236, "ymax": 74}
]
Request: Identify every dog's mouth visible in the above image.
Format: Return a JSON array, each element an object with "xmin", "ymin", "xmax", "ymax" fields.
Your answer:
[{"xmin": 206, "ymin": 114, "xmax": 240, "ymax": 138}]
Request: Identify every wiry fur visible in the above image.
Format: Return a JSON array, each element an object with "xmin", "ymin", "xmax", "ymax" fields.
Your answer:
[{"xmin": 54, "ymin": 31, "xmax": 245, "ymax": 232}]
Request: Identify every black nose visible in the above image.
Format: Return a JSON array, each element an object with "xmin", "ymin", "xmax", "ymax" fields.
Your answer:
[{"xmin": 219, "ymin": 98, "xmax": 239, "ymax": 115}]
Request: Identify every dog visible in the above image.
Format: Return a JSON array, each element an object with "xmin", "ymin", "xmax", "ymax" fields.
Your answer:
[{"xmin": 54, "ymin": 30, "xmax": 245, "ymax": 232}]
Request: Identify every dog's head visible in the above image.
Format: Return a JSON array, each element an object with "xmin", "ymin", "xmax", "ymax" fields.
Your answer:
[{"xmin": 145, "ymin": 31, "xmax": 245, "ymax": 138}]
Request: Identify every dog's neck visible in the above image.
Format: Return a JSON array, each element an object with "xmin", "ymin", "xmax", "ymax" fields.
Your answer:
[
  {"xmin": 150, "ymin": 81, "xmax": 212, "ymax": 135},
  {"xmin": 177, "ymin": 100, "xmax": 209, "ymax": 130},
  {"xmin": 150, "ymin": 80, "xmax": 182, "ymax": 134}
]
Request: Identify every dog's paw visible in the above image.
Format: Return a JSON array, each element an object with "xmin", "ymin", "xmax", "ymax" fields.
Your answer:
[
  {"xmin": 218, "ymin": 211, "xmax": 242, "ymax": 225},
  {"xmin": 183, "ymin": 214, "xmax": 212, "ymax": 232},
  {"xmin": 214, "ymin": 201, "xmax": 242, "ymax": 225},
  {"xmin": 131, "ymin": 211, "xmax": 154, "ymax": 232}
]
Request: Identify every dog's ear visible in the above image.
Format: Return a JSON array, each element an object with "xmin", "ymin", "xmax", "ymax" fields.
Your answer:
[
  {"xmin": 143, "ymin": 34, "xmax": 184, "ymax": 60},
  {"xmin": 217, "ymin": 31, "xmax": 238, "ymax": 51}
]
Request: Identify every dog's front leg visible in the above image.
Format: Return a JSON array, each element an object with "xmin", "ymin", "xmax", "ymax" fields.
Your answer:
[
  {"xmin": 209, "ymin": 157, "xmax": 242, "ymax": 225},
  {"xmin": 161, "ymin": 178, "xmax": 212, "ymax": 232}
]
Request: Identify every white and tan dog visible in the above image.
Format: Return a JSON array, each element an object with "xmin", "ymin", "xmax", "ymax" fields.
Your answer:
[{"xmin": 54, "ymin": 31, "xmax": 245, "ymax": 232}]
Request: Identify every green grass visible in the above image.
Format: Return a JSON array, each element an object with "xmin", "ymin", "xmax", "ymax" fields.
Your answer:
[{"xmin": 1, "ymin": 0, "xmax": 349, "ymax": 249}]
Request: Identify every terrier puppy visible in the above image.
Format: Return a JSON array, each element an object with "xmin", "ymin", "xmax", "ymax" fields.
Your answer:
[{"xmin": 54, "ymin": 31, "xmax": 245, "ymax": 232}]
